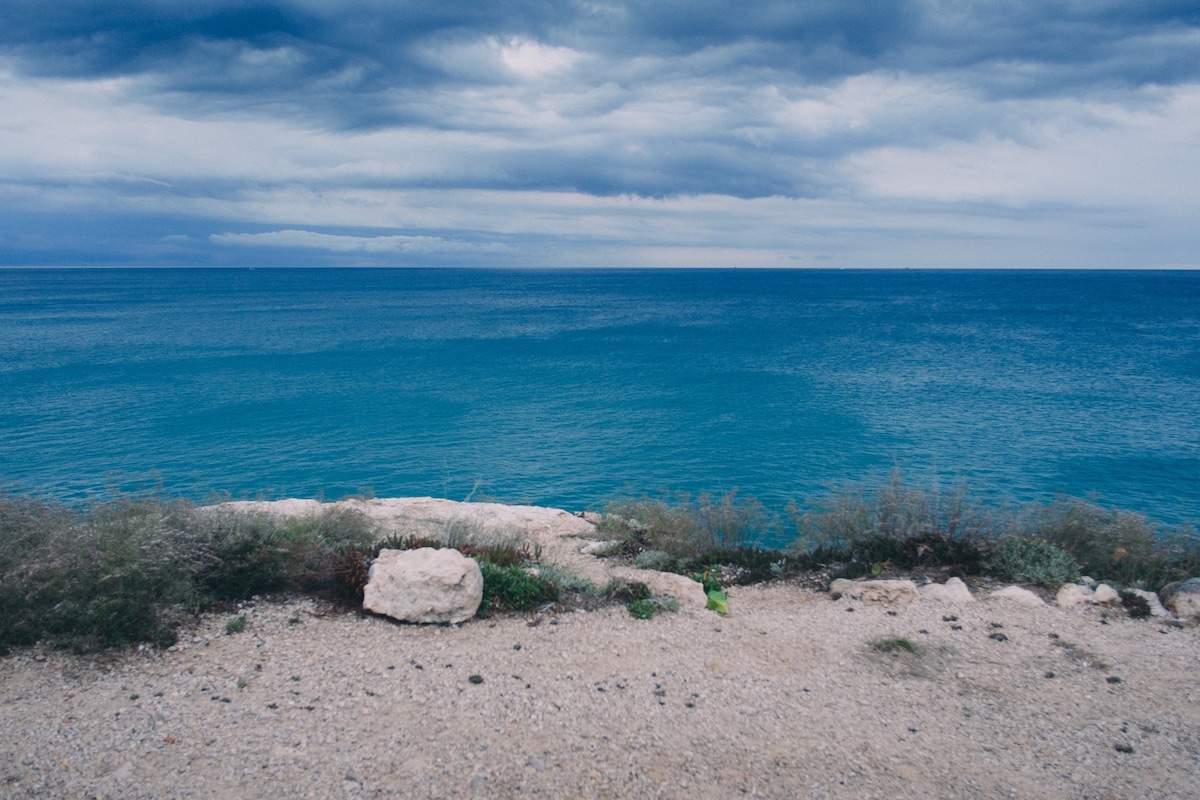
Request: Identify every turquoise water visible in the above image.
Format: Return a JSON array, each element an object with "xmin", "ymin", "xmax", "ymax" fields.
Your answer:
[{"xmin": 1, "ymin": 268, "xmax": 1198, "ymax": 525}]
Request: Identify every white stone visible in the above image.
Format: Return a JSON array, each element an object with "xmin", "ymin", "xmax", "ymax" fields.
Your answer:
[
  {"xmin": 829, "ymin": 578, "xmax": 854, "ymax": 599},
  {"xmin": 580, "ymin": 540, "xmax": 618, "ymax": 555},
  {"xmin": 1092, "ymin": 583, "xmax": 1121, "ymax": 605},
  {"xmin": 989, "ymin": 586, "xmax": 1046, "ymax": 606},
  {"xmin": 1056, "ymin": 584, "xmax": 1095, "ymax": 608},
  {"xmin": 1125, "ymin": 588, "xmax": 1173, "ymax": 619},
  {"xmin": 919, "ymin": 577, "xmax": 974, "ymax": 603},
  {"xmin": 1079, "ymin": 576, "xmax": 1096, "ymax": 587},
  {"xmin": 1159, "ymin": 577, "xmax": 1200, "ymax": 618},
  {"xmin": 363, "ymin": 548, "xmax": 483, "ymax": 624},
  {"xmin": 842, "ymin": 579, "xmax": 922, "ymax": 605}
]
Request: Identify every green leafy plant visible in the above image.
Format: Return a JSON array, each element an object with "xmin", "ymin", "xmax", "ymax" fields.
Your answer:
[
  {"xmin": 705, "ymin": 589, "xmax": 729, "ymax": 615},
  {"xmin": 986, "ymin": 536, "xmax": 1080, "ymax": 588},
  {"xmin": 477, "ymin": 561, "xmax": 557, "ymax": 614},
  {"xmin": 628, "ymin": 599, "xmax": 657, "ymax": 619}
]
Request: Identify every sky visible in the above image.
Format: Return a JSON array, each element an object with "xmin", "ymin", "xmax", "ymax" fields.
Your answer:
[{"xmin": 1, "ymin": 0, "xmax": 1198, "ymax": 268}]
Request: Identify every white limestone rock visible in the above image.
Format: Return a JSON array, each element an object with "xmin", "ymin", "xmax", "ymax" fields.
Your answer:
[
  {"xmin": 1124, "ymin": 588, "xmax": 1173, "ymax": 619},
  {"xmin": 1159, "ymin": 577, "xmax": 1200, "ymax": 618},
  {"xmin": 363, "ymin": 548, "xmax": 483, "ymax": 624},
  {"xmin": 1056, "ymin": 583, "xmax": 1095, "ymax": 608},
  {"xmin": 919, "ymin": 577, "xmax": 975, "ymax": 603},
  {"xmin": 580, "ymin": 540, "xmax": 619, "ymax": 555},
  {"xmin": 989, "ymin": 585, "xmax": 1046, "ymax": 606},
  {"xmin": 829, "ymin": 578, "xmax": 855, "ymax": 600},
  {"xmin": 1092, "ymin": 583, "xmax": 1121, "ymax": 605}
]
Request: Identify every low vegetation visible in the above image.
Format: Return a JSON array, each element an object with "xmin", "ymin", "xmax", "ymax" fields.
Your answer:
[
  {"xmin": 871, "ymin": 637, "xmax": 918, "ymax": 654},
  {"xmin": 1, "ymin": 473, "xmax": 1197, "ymax": 652},
  {"xmin": 597, "ymin": 473, "xmax": 1199, "ymax": 595}
]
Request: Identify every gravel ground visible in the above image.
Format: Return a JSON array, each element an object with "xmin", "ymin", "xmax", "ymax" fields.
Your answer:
[{"xmin": 2, "ymin": 584, "xmax": 1197, "ymax": 799}]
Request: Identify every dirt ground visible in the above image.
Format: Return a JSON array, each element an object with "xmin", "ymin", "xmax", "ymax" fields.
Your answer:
[{"xmin": 3, "ymin": 580, "xmax": 1197, "ymax": 799}]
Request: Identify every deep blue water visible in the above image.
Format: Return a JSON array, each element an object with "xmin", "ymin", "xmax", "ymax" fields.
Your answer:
[{"xmin": 2, "ymin": 268, "xmax": 1198, "ymax": 526}]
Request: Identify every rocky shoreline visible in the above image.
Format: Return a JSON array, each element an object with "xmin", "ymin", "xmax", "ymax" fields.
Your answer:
[{"xmin": 2, "ymin": 498, "xmax": 1198, "ymax": 799}]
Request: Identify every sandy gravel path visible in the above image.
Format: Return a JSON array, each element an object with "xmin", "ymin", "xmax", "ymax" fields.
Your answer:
[{"xmin": 2, "ymin": 582, "xmax": 1197, "ymax": 799}]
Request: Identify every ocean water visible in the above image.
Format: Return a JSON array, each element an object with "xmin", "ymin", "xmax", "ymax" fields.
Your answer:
[{"xmin": 2, "ymin": 268, "xmax": 1198, "ymax": 527}]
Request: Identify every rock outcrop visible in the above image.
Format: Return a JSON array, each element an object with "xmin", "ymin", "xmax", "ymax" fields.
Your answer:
[
  {"xmin": 363, "ymin": 548, "xmax": 483, "ymax": 624},
  {"xmin": 1158, "ymin": 577, "xmax": 1200, "ymax": 618}
]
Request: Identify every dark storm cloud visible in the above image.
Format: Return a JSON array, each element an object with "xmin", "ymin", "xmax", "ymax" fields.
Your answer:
[
  {"xmin": 1, "ymin": 1, "xmax": 1198, "ymax": 265},
  {"xmin": 4, "ymin": 1, "xmax": 1197, "ymax": 97}
]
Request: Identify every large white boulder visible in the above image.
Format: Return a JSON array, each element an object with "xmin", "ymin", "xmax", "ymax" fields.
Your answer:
[{"xmin": 363, "ymin": 548, "xmax": 483, "ymax": 624}]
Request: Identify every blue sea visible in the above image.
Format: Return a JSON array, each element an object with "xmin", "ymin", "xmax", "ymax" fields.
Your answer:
[{"xmin": 2, "ymin": 268, "xmax": 1198, "ymax": 528}]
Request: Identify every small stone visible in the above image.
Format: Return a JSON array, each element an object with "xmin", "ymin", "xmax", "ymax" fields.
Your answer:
[
  {"xmin": 829, "ymin": 578, "xmax": 854, "ymax": 599},
  {"xmin": 1114, "ymin": 744, "xmax": 1134, "ymax": 754},
  {"xmin": 1092, "ymin": 584, "xmax": 1121, "ymax": 605},
  {"xmin": 468, "ymin": 675, "xmax": 484, "ymax": 684},
  {"xmin": 1106, "ymin": 676, "xmax": 1122, "ymax": 684}
]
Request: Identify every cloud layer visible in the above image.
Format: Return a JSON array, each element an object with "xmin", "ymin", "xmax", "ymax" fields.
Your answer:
[{"xmin": 1, "ymin": 0, "xmax": 1198, "ymax": 266}]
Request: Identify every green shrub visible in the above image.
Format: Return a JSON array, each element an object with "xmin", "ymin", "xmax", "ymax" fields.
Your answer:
[
  {"xmin": 633, "ymin": 549, "xmax": 674, "ymax": 571},
  {"xmin": 477, "ymin": 561, "xmax": 558, "ymax": 614},
  {"xmin": 1028, "ymin": 499, "xmax": 1200, "ymax": 589},
  {"xmin": 628, "ymin": 599, "xmax": 656, "ymax": 619},
  {"xmin": 987, "ymin": 536, "xmax": 1080, "ymax": 588}
]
